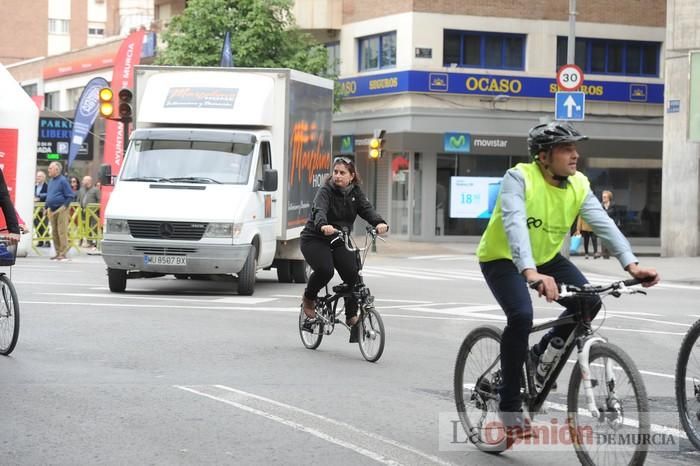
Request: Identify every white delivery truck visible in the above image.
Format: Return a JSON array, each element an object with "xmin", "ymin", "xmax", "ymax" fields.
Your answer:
[{"xmin": 100, "ymin": 66, "xmax": 333, "ymax": 294}]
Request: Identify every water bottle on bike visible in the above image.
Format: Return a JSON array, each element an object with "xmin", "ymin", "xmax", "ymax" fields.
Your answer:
[{"xmin": 534, "ymin": 336, "xmax": 565, "ymax": 391}]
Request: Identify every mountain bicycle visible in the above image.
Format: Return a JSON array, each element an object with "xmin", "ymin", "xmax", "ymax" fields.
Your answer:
[
  {"xmin": 0, "ymin": 237, "xmax": 20, "ymax": 355},
  {"xmin": 454, "ymin": 278, "xmax": 650, "ymax": 465},
  {"xmin": 298, "ymin": 226, "xmax": 385, "ymax": 363},
  {"xmin": 675, "ymin": 317, "xmax": 700, "ymax": 450}
]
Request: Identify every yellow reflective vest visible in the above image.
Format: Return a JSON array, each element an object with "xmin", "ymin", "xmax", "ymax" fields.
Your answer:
[{"xmin": 477, "ymin": 162, "xmax": 590, "ymax": 266}]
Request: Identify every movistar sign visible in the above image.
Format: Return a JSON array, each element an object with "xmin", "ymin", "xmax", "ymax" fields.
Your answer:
[{"xmin": 444, "ymin": 132, "xmax": 471, "ymax": 153}]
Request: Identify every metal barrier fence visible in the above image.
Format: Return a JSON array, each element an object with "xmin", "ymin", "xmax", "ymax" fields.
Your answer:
[{"xmin": 32, "ymin": 202, "xmax": 102, "ymax": 255}]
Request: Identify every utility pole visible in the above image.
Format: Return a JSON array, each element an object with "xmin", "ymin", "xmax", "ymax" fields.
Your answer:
[{"xmin": 567, "ymin": 0, "xmax": 577, "ymax": 64}]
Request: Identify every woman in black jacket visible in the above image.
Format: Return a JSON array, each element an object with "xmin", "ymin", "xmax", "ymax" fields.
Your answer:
[{"xmin": 300, "ymin": 157, "xmax": 388, "ymax": 327}]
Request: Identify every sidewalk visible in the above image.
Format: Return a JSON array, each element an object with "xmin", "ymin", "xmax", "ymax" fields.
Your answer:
[{"xmin": 375, "ymin": 238, "xmax": 700, "ymax": 285}]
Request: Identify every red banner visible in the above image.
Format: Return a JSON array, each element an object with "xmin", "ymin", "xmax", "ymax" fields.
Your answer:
[
  {"xmin": 0, "ymin": 128, "xmax": 18, "ymax": 230},
  {"xmin": 0, "ymin": 128, "xmax": 18, "ymax": 203},
  {"xmin": 101, "ymin": 30, "xmax": 145, "ymax": 222}
]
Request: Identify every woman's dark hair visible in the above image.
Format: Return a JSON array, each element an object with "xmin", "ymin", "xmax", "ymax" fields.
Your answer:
[
  {"xmin": 329, "ymin": 157, "xmax": 362, "ymax": 184},
  {"xmin": 69, "ymin": 176, "xmax": 80, "ymax": 190}
]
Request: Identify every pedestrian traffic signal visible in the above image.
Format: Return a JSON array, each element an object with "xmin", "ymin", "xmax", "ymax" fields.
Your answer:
[
  {"xmin": 118, "ymin": 88, "xmax": 133, "ymax": 122},
  {"xmin": 98, "ymin": 87, "xmax": 114, "ymax": 118},
  {"xmin": 368, "ymin": 129, "xmax": 385, "ymax": 159}
]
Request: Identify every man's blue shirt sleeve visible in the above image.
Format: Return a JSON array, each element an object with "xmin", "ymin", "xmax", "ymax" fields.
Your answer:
[{"xmin": 500, "ymin": 169, "xmax": 536, "ymax": 272}]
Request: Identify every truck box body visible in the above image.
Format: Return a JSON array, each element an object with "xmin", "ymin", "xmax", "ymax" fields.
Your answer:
[{"xmin": 101, "ymin": 66, "xmax": 333, "ymax": 294}]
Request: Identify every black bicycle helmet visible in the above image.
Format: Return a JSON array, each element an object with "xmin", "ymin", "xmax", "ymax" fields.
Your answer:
[{"xmin": 527, "ymin": 121, "xmax": 588, "ymax": 159}]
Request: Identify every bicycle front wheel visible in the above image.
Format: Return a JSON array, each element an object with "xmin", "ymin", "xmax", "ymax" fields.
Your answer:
[
  {"xmin": 298, "ymin": 306, "xmax": 323, "ymax": 350},
  {"xmin": 567, "ymin": 342, "xmax": 650, "ymax": 466},
  {"xmin": 675, "ymin": 319, "xmax": 700, "ymax": 450},
  {"xmin": 0, "ymin": 274, "xmax": 20, "ymax": 355},
  {"xmin": 453, "ymin": 325, "xmax": 506, "ymax": 454},
  {"xmin": 358, "ymin": 307, "xmax": 385, "ymax": 362}
]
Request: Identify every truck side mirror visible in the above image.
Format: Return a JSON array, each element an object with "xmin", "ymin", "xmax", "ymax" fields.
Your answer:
[
  {"xmin": 98, "ymin": 164, "xmax": 113, "ymax": 186},
  {"xmin": 262, "ymin": 169, "xmax": 278, "ymax": 191}
]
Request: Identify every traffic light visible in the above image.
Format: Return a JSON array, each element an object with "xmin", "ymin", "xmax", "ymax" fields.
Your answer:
[
  {"xmin": 98, "ymin": 87, "xmax": 114, "ymax": 118},
  {"xmin": 369, "ymin": 129, "xmax": 385, "ymax": 159},
  {"xmin": 118, "ymin": 88, "xmax": 133, "ymax": 122}
]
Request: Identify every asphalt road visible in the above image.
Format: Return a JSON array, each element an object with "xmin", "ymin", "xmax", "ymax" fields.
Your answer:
[{"xmin": 1, "ymin": 252, "xmax": 699, "ymax": 465}]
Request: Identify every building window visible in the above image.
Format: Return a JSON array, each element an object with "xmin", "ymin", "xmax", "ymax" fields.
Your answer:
[
  {"xmin": 49, "ymin": 19, "xmax": 70, "ymax": 34},
  {"xmin": 88, "ymin": 27, "xmax": 105, "ymax": 36},
  {"xmin": 44, "ymin": 91, "xmax": 60, "ymax": 111},
  {"xmin": 22, "ymin": 83, "xmax": 38, "ymax": 96},
  {"xmin": 556, "ymin": 37, "xmax": 660, "ymax": 77},
  {"xmin": 325, "ymin": 42, "xmax": 340, "ymax": 76},
  {"xmin": 443, "ymin": 30, "xmax": 525, "ymax": 70},
  {"xmin": 67, "ymin": 87, "xmax": 84, "ymax": 109},
  {"xmin": 358, "ymin": 32, "xmax": 396, "ymax": 72}
]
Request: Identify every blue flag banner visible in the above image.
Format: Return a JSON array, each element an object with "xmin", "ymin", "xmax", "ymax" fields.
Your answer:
[
  {"xmin": 68, "ymin": 76, "xmax": 109, "ymax": 168},
  {"xmin": 220, "ymin": 31, "xmax": 234, "ymax": 67}
]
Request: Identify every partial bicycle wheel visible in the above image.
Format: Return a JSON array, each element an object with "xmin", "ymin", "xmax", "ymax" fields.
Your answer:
[
  {"xmin": 453, "ymin": 325, "xmax": 506, "ymax": 453},
  {"xmin": 567, "ymin": 342, "xmax": 650, "ymax": 466},
  {"xmin": 675, "ymin": 319, "xmax": 700, "ymax": 450},
  {"xmin": 358, "ymin": 307, "xmax": 385, "ymax": 362},
  {"xmin": 0, "ymin": 274, "xmax": 20, "ymax": 355},
  {"xmin": 298, "ymin": 306, "xmax": 323, "ymax": 350}
]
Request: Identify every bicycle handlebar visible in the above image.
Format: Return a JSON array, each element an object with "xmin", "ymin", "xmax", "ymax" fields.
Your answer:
[{"xmin": 528, "ymin": 277, "xmax": 654, "ymax": 299}]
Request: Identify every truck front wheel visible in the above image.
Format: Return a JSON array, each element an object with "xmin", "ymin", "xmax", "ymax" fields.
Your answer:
[
  {"xmin": 107, "ymin": 268, "xmax": 127, "ymax": 292},
  {"xmin": 237, "ymin": 245, "xmax": 257, "ymax": 295}
]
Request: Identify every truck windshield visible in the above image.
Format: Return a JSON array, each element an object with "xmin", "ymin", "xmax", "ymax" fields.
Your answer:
[{"xmin": 121, "ymin": 139, "xmax": 255, "ymax": 184}]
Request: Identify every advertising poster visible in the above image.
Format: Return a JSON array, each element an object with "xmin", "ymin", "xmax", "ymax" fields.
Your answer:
[
  {"xmin": 450, "ymin": 176, "xmax": 502, "ymax": 219},
  {"xmin": 286, "ymin": 80, "xmax": 332, "ymax": 230}
]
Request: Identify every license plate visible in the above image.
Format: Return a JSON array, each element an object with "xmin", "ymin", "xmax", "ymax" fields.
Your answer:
[{"xmin": 144, "ymin": 255, "xmax": 187, "ymax": 266}]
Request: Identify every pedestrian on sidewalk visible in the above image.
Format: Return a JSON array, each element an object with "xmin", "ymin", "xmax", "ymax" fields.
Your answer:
[
  {"xmin": 601, "ymin": 190, "xmax": 622, "ymax": 259},
  {"xmin": 576, "ymin": 216, "xmax": 599, "ymax": 259},
  {"xmin": 45, "ymin": 161, "xmax": 75, "ymax": 261}
]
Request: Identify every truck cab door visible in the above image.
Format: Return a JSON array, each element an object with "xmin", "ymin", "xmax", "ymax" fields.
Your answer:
[{"xmin": 255, "ymin": 140, "xmax": 277, "ymax": 266}]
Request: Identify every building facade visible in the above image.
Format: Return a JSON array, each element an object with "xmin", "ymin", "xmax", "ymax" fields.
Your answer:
[
  {"xmin": 297, "ymin": 0, "xmax": 666, "ymax": 241},
  {"xmin": 4, "ymin": 0, "xmax": 670, "ymax": 243}
]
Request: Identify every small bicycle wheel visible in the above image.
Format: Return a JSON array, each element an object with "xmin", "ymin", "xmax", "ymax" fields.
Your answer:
[
  {"xmin": 675, "ymin": 319, "xmax": 700, "ymax": 450},
  {"xmin": 0, "ymin": 274, "xmax": 20, "ymax": 355},
  {"xmin": 298, "ymin": 306, "xmax": 323, "ymax": 350},
  {"xmin": 453, "ymin": 325, "xmax": 506, "ymax": 453},
  {"xmin": 358, "ymin": 307, "xmax": 385, "ymax": 362},
  {"xmin": 567, "ymin": 342, "xmax": 650, "ymax": 466}
]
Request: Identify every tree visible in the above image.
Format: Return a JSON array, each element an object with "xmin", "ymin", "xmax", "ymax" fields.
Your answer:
[{"xmin": 155, "ymin": 0, "xmax": 329, "ymax": 78}]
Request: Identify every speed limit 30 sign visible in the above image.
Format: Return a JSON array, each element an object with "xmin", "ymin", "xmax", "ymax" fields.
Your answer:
[{"xmin": 557, "ymin": 64, "xmax": 584, "ymax": 91}]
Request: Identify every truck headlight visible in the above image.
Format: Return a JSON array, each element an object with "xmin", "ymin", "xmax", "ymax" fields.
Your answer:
[
  {"xmin": 203, "ymin": 223, "xmax": 242, "ymax": 238},
  {"xmin": 106, "ymin": 218, "xmax": 130, "ymax": 234}
]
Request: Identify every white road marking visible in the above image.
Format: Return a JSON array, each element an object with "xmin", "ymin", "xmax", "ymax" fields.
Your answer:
[
  {"xmin": 21, "ymin": 300, "xmax": 294, "ymax": 312},
  {"xmin": 33, "ymin": 292, "xmax": 277, "ymax": 305},
  {"xmin": 176, "ymin": 384, "xmax": 456, "ymax": 466},
  {"xmin": 362, "ymin": 268, "xmax": 450, "ymax": 281},
  {"xmin": 406, "ymin": 255, "xmax": 460, "ymax": 260},
  {"xmin": 603, "ymin": 314, "xmax": 694, "ymax": 327},
  {"xmin": 544, "ymin": 401, "xmax": 688, "ymax": 439}
]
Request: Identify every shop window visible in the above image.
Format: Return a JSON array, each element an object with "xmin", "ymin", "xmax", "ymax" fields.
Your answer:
[
  {"xmin": 44, "ymin": 91, "xmax": 59, "ymax": 111},
  {"xmin": 556, "ymin": 37, "xmax": 660, "ymax": 77},
  {"xmin": 358, "ymin": 32, "xmax": 396, "ymax": 72},
  {"xmin": 443, "ymin": 30, "xmax": 525, "ymax": 70}
]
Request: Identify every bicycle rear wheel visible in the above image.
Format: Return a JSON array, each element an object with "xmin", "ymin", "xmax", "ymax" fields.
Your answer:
[
  {"xmin": 298, "ymin": 306, "xmax": 323, "ymax": 350},
  {"xmin": 567, "ymin": 342, "xmax": 650, "ymax": 466},
  {"xmin": 0, "ymin": 274, "xmax": 19, "ymax": 355},
  {"xmin": 358, "ymin": 307, "xmax": 384, "ymax": 362},
  {"xmin": 453, "ymin": 325, "xmax": 506, "ymax": 453},
  {"xmin": 675, "ymin": 319, "xmax": 700, "ymax": 450}
]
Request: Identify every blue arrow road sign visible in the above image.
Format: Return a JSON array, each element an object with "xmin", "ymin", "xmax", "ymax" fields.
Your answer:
[{"xmin": 555, "ymin": 91, "xmax": 585, "ymax": 121}]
